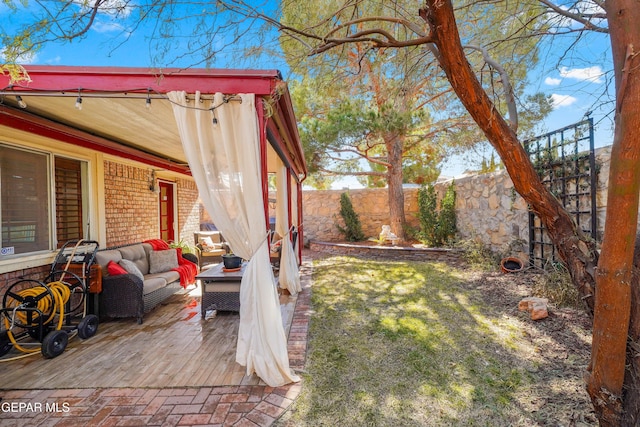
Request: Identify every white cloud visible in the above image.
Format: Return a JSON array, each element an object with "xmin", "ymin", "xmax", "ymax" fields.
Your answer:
[
  {"xmin": 545, "ymin": 77, "xmax": 561, "ymax": 86},
  {"xmin": 74, "ymin": 0, "xmax": 133, "ymax": 18},
  {"xmin": 559, "ymin": 66, "xmax": 604, "ymax": 83},
  {"xmin": 0, "ymin": 47, "xmax": 37, "ymax": 64},
  {"xmin": 92, "ymin": 20, "xmax": 128, "ymax": 34},
  {"xmin": 45, "ymin": 55, "xmax": 62, "ymax": 65},
  {"xmin": 551, "ymin": 94, "xmax": 578, "ymax": 108},
  {"xmin": 550, "ymin": 2, "xmax": 606, "ymax": 29}
]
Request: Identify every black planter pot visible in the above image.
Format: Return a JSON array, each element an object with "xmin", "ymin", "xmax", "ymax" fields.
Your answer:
[{"xmin": 222, "ymin": 254, "xmax": 242, "ymax": 269}]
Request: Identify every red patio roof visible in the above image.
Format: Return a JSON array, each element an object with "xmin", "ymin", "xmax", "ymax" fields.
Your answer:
[{"xmin": 0, "ymin": 65, "xmax": 307, "ymax": 179}]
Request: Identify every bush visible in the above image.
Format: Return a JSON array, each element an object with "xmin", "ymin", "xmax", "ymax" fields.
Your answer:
[
  {"xmin": 417, "ymin": 182, "xmax": 457, "ymax": 247},
  {"xmin": 436, "ymin": 183, "xmax": 457, "ymax": 245},
  {"xmin": 532, "ymin": 263, "xmax": 582, "ymax": 308},
  {"xmin": 417, "ymin": 184, "xmax": 438, "ymax": 245},
  {"xmin": 456, "ymin": 239, "xmax": 501, "ymax": 271},
  {"xmin": 336, "ymin": 192, "xmax": 365, "ymax": 241}
]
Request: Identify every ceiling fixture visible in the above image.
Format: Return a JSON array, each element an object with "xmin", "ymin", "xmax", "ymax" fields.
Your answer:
[
  {"xmin": 15, "ymin": 95, "xmax": 27, "ymax": 109},
  {"xmin": 75, "ymin": 90, "xmax": 83, "ymax": 110}
]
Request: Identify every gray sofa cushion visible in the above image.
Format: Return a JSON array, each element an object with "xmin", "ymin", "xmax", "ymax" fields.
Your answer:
[
  {"xmin": 143, "ymin": 271, "xmax": 180, "ymax": 295},
  {"xmin": 119, "ymin": 259, "xmax": 144, "ymax": 282},
  {"xmin": 142, "ymin": 276, "xmax": 168, "ymax": 295},
  {"xmin": 146, "ymin": 270, "xmax": 180, "ymax": 285},
  {"xmin": 95, "ymin": 249, "xmax": 123, "ymax": 276},
  {"xmin": 118, "ymin": 244, "xmax": 150, "ymax": 275},
  {"xmin": 149, "ymin": 249, "xmax": 178, "ymax": 274}
]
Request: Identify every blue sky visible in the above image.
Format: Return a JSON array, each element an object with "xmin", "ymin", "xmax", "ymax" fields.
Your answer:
[{"xmin": 1, "ymin": 1, "xmax": 614, "ymax": 185}]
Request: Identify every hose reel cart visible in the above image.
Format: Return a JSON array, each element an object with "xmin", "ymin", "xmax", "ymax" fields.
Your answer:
[{"xmin": 0, "ymin": 240, "xmax": 100, "ymax": 360}]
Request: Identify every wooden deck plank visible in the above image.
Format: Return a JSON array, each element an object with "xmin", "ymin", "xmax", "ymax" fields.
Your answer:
[{"xmin": 0, "ymin": 285, "xmax": 298, "ymax": 389}]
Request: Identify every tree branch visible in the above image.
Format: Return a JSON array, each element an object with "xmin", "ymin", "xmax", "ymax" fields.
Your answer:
[
  {"xmin": 538, "ymin": 0, "xmax": 608, "ymax": 33},
  {"xmin": 464, "ymin": 44, "xmax": 518, "ymax": 132}
]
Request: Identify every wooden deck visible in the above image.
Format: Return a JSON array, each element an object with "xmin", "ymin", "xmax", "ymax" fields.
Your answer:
[{"xmin": 0, "ymin": 284, "xmax": 298, "ymax": 390}]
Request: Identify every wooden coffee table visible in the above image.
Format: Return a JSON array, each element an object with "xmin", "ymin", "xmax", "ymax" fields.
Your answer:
[{"xmin": 196, "ymin": 262, "xmax": 245, "ymax": 317}]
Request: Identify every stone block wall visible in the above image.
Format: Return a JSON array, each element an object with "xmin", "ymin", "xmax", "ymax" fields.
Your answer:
[
  {"xmin": 303, "ymin": 146, "xmax": 613, "ymax": 259},
  {"xmin": 451, "ymin": 171, "xmax": 529, "ymax": 256},
  {"xmin": 302, "ymin": 188, "xmax": 420, "ymax": 243}
]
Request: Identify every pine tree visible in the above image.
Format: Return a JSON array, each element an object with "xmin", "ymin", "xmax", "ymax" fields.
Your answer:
[{"xmin": 336, "ymin": 192, "xmax": 365, "ymax": 241}]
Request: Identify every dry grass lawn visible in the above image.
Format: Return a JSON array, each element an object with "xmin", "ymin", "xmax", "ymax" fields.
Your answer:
[{"xmin": 276, "ymin": 255, "xmax": 595, "ymax": 426}]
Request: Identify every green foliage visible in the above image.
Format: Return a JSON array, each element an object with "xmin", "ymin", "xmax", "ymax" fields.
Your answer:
[
  {"xmin": 416, "ymin": 182, "xmax": 457, "ymax": 247},
  {"xmin": 417, "ymin": 184, "xmax": 438, "ymax": 244},
  {"xmin": 532, "ymin": 263, "xmax": 582, "ymax": 308},
  {"xmin": 480, "ymin": 152, "xmax": 502, "ymax": 173},
  {"xmin": 437, "ymin": 183, "xmax": 457, "ymax": 244},
  {"xmin": 456, "ymin": 239, "xmax": 502, "ymax": 271},
  {"xmin": 282, "ymin": 0, "xmax": 551, "ymax": 188},
  {"xmin": 336, "ymin": 192, "xmax": 365, "ymax": 241},
  {"xmin": 169, "ymin": 239, "xmax": 197, "ymax": 255}
]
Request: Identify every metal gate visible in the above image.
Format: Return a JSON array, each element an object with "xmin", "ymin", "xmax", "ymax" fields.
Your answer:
[{"xmin": 524, "ymin": 118, "xmax": 598, "ymax": 268}]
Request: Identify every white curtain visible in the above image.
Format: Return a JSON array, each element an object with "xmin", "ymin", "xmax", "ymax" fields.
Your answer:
[
  {"xmin": 275, "ymin": 162, "xmax": 301, "ymax": 295},
  {"xmin": 168, "ymin": 91, "xmax": 299, "ymax": 387},
  {"xmin": 290, "ymin": 178, "xmax": 301, "ymax": 265}
]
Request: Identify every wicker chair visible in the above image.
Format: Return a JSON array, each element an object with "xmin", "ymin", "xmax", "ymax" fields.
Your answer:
[{"xmin": 194, "ymin": 231, "xmax": 229, "ymax": 268}]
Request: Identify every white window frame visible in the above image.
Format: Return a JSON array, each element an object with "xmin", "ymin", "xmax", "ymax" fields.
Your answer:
[{"xmin": 0, "ymin": 142, "xmax": 91, "ymax": 263}]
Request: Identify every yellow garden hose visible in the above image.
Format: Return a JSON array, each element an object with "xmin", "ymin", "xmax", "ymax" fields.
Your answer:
[{"xmin": 2, "ymin": 281, "xmax": 71, "ymax": 354}]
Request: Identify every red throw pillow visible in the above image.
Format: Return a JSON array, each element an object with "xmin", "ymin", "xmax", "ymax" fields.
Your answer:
[{"xmin": 107, "ymin": 260, "xmax": 128, "ymax": 276}]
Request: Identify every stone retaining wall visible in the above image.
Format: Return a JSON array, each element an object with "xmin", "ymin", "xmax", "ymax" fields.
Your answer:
[
  {"xmin": 309, "ymin": 241, "xmax": 463, "ymax": 264},
  {"xmin": 303, "ymin": 146, "xmax": 612, "ymax": 259}
]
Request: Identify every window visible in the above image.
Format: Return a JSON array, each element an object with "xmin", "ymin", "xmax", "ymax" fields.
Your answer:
[
  {"xmin": 1, "ymin": 145, "xmax": 88, "ymax": 256},
  {"xmin": 55, "ymin": 157, "xmax": 85, "ymax": 248}
]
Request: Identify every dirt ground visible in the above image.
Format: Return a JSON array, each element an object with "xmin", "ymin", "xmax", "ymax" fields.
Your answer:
[{"xmin": 469, "ymin": 269, "xmax": 597, "ymax": 425}]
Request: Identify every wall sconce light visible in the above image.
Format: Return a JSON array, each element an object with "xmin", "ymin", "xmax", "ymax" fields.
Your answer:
[{"xmin": 149, "ymin": 170, "xmax": 158, "ymax": 193}]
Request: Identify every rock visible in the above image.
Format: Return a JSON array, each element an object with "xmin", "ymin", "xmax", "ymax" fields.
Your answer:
[
  {"xmin": 519, "ymin": 297, "xmax": 549, "ymax": 320},
  {"xmin": 530, "ymin": 302, "xmax": 549, "ymax": 320}
]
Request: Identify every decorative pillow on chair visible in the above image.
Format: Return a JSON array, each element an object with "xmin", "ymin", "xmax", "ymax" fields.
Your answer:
[
  {"xmin": 107, "ymin": 260, "xmax": 128, "ymax": 276},
  {"xmin": 119, "ymin": 259, "xmax": 145, "ymax": 282},
  {"xmin": 149, "ymin": 249, "xmax": 179, "ymax": 274},
  {"xmin": 200, "ymin": 236, "xmax": 220, "ymax": 251}
]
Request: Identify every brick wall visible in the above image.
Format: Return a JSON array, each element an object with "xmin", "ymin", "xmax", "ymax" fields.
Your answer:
[
  {"xmin": 0, "ymin": 162, "xmax": 202, "ymax": 295},
  {"xmin": 104, "ymin": 161, "xmax": 159, "ymax": 247},
  {"xmin": 176, "ymin": 178, "xmax": 200, "ymax": 247},
  {"xmin": 0, "ymin": 265, "xmax": 51, "ymax": 298}
]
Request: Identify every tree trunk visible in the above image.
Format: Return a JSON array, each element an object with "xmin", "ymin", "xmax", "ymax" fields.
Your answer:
[
  {"xmin": 385, "ymin": 132, "xmax": 407, "ymax": 241},
  {"xmin": 625, "ymin": 238, "xmax": 640, "ymax": 425},
  {"xmin": 421, "ymin": 0, "xmax": 598, "ymax": 310},
  {"xmin": 602, "ymin": 1, "xmax": 640, "ymax": 424}
]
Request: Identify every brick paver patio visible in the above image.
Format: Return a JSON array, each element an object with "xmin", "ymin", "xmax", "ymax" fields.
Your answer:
[{"xmin": 0, "ymin": 264, "xmax": 312, "ymax": 427}]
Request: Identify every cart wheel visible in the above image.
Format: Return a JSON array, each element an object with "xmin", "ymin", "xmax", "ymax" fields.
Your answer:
[
  {"xmin": 77, "ymin": 314, "xmax": 99, "ymax": 339},
  {"xmin": 0, "ymin": 331, "xmax": 11, "ymax": 357},
  {"xmin": 2, "ymin": 279, "xmax": 55, "ymax": 328},
  {"xmin": 28, "ymin": 324, "xmax": 53, "ymax": 342},
  {"xmin": 41, "ymin": 330, "xmax": 68, "ymax": 359}
]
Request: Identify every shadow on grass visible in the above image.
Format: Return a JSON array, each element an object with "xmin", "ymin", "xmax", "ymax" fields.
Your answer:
[{"xmin": 277, "ymin": 255, "xmax": 594, "ymax": 427}]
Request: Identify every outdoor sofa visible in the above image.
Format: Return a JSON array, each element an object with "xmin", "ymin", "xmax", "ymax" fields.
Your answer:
[{"xmin": 95, "ymin": 241, "xmax": 197, "ymax": 324}]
